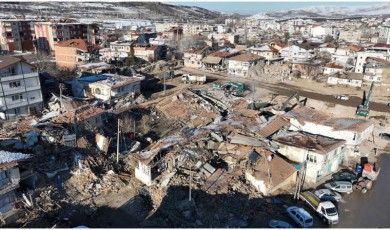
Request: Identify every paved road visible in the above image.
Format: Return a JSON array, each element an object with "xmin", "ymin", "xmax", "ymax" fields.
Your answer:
[
  {"xmin": 335, "ymin": 154, "xmax": 390, "ymax": 228},
  {"xmin": 179, "ymin": 67, "xmax": 390, "ymax": 113}
]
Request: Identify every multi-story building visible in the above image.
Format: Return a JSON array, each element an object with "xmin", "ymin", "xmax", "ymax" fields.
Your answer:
[
  {"xmin": 378, "ymin": 24, "xmax": 390, "ymax": 44},
  {"xmin": 54, "ymin": 39, "xmax": 94, "ymax": 70},
  {"xmin": 228, "ymin": 53, "xmax": 264, "ymax": 77},
  {"xmin": 183, "ymin": 45, "xmax": 213, "ymax": 69},
  {"xmin": 0, "ymin": 56, "xmax": 43, "ymax": 120},
  {"xmin": 34, "ymin": 22, "xmax": 100, "ymax": 52},
  {"xmin": 0, "ymin": 19, "xmax": 35, "ymax": 52},
  {"xmin": 338, "ymin": 29, "xmax": 362, "ymax": 43},
  {"xmin": 133, "ymin": 44, "xmax": 162, "ymax": 62},
  {"xmin": 109, "ymin": 40, "xmax": 134, "ymax": 62}
]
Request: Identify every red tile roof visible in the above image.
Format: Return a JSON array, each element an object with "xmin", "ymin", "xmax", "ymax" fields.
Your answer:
[
  {"xmin": 228, "ymin": 53, "xmax": 264, "ymax": 62},
  {"xmin": 326, "ymin": 63, "xmax": 345, "ymax": 69},
  {"xmin": 367, "ymin": 56, "xmax": 390, "ymax": 65},
  {"xmin": 55, "ymin": 39, "xmax": 90, "ymax": 52}
]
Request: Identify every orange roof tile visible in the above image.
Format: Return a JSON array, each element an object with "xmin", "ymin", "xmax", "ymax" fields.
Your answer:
[{"xmin": 55, "ymin": 39, "xmax": 90, "ymax": 52}]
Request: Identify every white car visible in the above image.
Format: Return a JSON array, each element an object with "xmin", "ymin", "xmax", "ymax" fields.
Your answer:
[
  {"xmin": 286, "ymin": 206, "xmax": 313, "ymax": 228},
  {"xmin": 335, "ymin": 94, "xmax": 349, "ymax": 100},
  {"xmin": 314, "ymin": 189, "xmax": 342, "ymax": 202},
  {"xmin": 324, "ymin": 181, "xmax": 353, "ymax": 194}
]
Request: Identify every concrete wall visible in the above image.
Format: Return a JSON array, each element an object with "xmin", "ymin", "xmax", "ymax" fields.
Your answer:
[{"xmin": 135, "ymin": 161, "xmax": 152, "ymax": 186}]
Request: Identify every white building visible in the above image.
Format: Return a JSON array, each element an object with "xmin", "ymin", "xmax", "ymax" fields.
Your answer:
[
  {"xmin": 364, "ymin": 56, "xmax": 390, "ymax": 83},
  {"xmin": 327, "ymin": 72, "xmax": 364, "ymax": 87},
  {"xmin": 109, "ymin": 40, "xmax": 134, "ymax": 62},
  {"xmin": 273, "ymin": 131, "xmax": 346, "ymax": 184},
  {"xmin": 0, "ymin": 56, "xmax": 43, "ymax": 120},
  {"xmin": 284, "ymin": 107, "xmax": 374, "ymax": 148},
  {"xmin": 228, "ymin": 53, "xmax": 264, "ymax": 77},
  {"xmin": 72, "ymin": 74, "xmax": 144, "ymax": 101},
  {"xmin": 378, "ymin": 24, "xmax": 390, "ymax": 44},
  {"xmin": 279, "ymin": 45, "xmax": 314, "ymax": 62}
]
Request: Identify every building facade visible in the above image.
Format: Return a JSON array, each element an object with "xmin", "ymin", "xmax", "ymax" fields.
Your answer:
[
  {"xmin": 0, "ymin": 56, "xmax": 43, "ymax": 120},
  {"xmin": 0, "ymin": 19, "xmax": 35, "ymax": 52},
  {"xmin": 34, "ymin": 22, "xmax": 99, "ymax": 52}
]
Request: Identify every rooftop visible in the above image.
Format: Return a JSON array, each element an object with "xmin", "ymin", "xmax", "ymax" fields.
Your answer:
[
  {"xmin": 87, "ymin": 74, "xmax": 145, "ymax": 89},
  {"xmin": 273, "ymin": 132, "xmax": 346, "ymax": 154},
  {"xmin": 55, "ymin": 39, "xmax": 90, "ymax": 52},
  {"xmin": 0, "ymin": 55, "xmax": 22, "ymax": 69},
  {"xmin": 228, "ymin": 53, "xmax": 264, "ymax": 62}
]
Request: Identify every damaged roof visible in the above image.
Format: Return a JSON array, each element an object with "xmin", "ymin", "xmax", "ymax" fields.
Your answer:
[
  {"xmin": 323, "ymin": 118, "xmax": 374, "ymax": 133},
  {"xmin": 249, "ymin": 148, "xmax": 297, "ymax": 189},
  {"xmin": 257, "ymin": 116, "xmax": 290, "ymax": 138},
  {"xmin": 284, "ymin": 106, "xmax": 330, "ymax": 125},
  {"xmin": 55, "ymin": 39, "xmax": 90, "ymax": 52},
  {"xmin": 272, "ymin": 131, "xmax": 345, "ymax": 154}
]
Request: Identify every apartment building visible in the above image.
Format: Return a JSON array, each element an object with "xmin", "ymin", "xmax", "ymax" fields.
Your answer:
[
  {"xmin": 0, "ymin": 56, "xmax": 43, "ymax": 120},
  {"xmin": 54, "ymin": 39, "xmax": 93, "ymax": 70},
  {"xmin": 109, "ymin": 40, "xmax": 134, "ymax": 62},
  {"xmin": 378, "ymin": 24, "xmax": 390, "ymax": 45},
  {"xmin": 0, "ymin": 19, "xmax": 35, "ymax": 52},
  {"xmin": 34, "ymin": 22, "xmax": 100, "ymax": 52}
]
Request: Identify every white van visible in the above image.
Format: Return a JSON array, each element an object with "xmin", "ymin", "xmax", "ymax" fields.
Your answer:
[{"xmin": 286, "ymin": 206, "xmax": 314, "ymax": 228}]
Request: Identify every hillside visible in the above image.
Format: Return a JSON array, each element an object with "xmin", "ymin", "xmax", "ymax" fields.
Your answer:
[
  {"xmin": 0, "ymin": 2, "xmax": 222, "ymax": 21},
  {"xmin": 251, "ymin": 3, "xmax": 390, "ymax": 20}
]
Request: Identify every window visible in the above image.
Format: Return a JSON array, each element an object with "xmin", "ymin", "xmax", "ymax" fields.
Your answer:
[
  {"xmin": 14, "ymin": 107, "xmax": 21, "ymax": 114},
  {"xmin": 11, "ymin": 94, "xmax": 23, "ymax": 101},
  {"xmin": 9, "ymin": 81, "xmax": 21, "ymax": 88},
  {"xmin": 307, "ymin": 154, "xmax": 317, "ymax": 163}
]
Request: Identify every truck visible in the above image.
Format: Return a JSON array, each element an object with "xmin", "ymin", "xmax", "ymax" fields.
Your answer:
[
  {"xmin": 299, "ymin": 191, "xmax": 339, "ymax": 225},
  {"xmin": 181, "ymin": 73, "xmax": 206, "ymax": 84}
]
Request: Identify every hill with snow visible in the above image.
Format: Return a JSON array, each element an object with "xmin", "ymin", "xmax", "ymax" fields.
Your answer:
[
  {"xmin": 0, "ymin": 2, "xmax": 222, "ymax": 21},
  {"xmin": 251, "ymin": 3, "xmax": 390, "ymax": 20}
]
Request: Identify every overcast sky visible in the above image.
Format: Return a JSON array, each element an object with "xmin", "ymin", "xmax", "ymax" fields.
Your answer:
[{"xmin": 175, "ymin": 2, "xmax": 385, "ymax": 15}]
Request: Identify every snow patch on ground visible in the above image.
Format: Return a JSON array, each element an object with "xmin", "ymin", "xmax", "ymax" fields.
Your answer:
[{"xmin": 0, "ymin": 151, "xmax": 31, "ymax": 164}]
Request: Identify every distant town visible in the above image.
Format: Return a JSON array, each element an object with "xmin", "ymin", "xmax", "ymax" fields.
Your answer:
[{"xmin": 0, "ymin": 1, "xmax": 389, "ymax": 228}]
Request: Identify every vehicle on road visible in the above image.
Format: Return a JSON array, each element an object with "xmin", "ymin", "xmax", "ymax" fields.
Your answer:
[
  {"xmin": 314, "ymin": 189, "xmax": 342, "ymax": 203},
  {"xmin": 332, "ymin": 170, "xmax": 358, "ymax": 183},
  {"xmin": 286, "ymin": 206, "xmax": 313, "ymax": 228},
  {"xmin": 335, "ymin": 94, "xmax": 349, "ymax": 100},
  {"xmin": 324, "ymin": 181, "xmax": 353, "ymax": 194},
  {"xmin": 300, "ymin": 191, "xmax": 339, "ymax": 225},
  {"xmin": 181, "ymin": 73, "xmax": 206, "ymax": 84},
  {"xmin": 268, "ymin": 219, "xmax": 293, "ymax": 228}
]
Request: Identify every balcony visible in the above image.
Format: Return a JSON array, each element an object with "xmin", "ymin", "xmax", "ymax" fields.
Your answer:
[
  {"xmin": 28, "ymin": 97, "xmax": 43, "ymax": 104},
  {"xmin": 0, "ymin": 72, "xmax": 39, "ymax": 82},
  {"xmin": 6, "ymin": 99, "xmax": 28, "ymax": 109},
  {"xmin": 2, "ymin": 87, "xmax": 26, "ymax": 96}
]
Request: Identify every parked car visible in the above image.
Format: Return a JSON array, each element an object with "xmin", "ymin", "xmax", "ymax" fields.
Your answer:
[
  {"xmin": 286, "ymin": 206, "xmax": 314, "ymax": 228},
  {"xmin": 335, "ymin": 94, "xmax": 349, "ymax": 100},
  {"xmin": 268, "ymin": 219, "xmax": 293, "ymax": 228},
  {"xmin": 314, "ymin": 189, "xmax": 342, "ymax": 202},
  {"xmin": 332, "ymin": 170, "xmax": 358, "ymax": 183},
  {"xmin": 324, "ymin": 181, "xmax": 353, "ymax": 194}
]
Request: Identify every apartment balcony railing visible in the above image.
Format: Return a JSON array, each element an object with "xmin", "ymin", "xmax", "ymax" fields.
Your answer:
[{"xmin": 0, "ymin": 71, "xmax": 38, "ymax": 82}]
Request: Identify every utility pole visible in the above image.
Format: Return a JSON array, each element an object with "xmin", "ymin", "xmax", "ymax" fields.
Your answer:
[
  {"xmin": 251, "ymin": 84, "xmax": 255, "ymax": 110},
  {"xmin": 116, "ymin": 119, "xmax": 122, "ymax": 163},
  {"xmin": 163, "ymin": 71, "xmax": 166, "ymax": 96},
  {"xmin": 189, "ymin": 166, "xmax": 192, "ymax": 202},
  {"xmin": 59, "ymin": 83, "xmax": 66, "ymax": 113}
]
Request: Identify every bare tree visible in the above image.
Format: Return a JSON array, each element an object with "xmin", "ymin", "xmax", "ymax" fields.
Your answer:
[{"xmin": 24, "ymin": 51, "xmax": 53, "ymax": 72}]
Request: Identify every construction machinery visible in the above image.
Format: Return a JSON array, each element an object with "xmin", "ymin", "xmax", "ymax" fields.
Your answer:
[
  {"xmin": 273, "ymin": 92, "xmax": 299, "ymax": 112},
  {"xmin": 357, "ymin": 81, "xmax": 374, "ymax": 117},
  {"xmin": 212, "ymin": 82, "xmax": 245, "ymax": 96}
]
